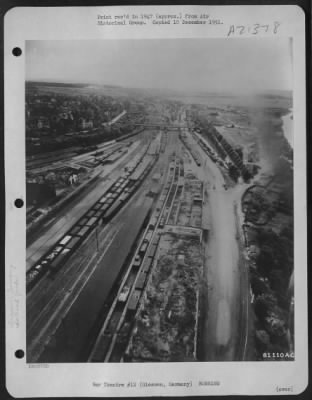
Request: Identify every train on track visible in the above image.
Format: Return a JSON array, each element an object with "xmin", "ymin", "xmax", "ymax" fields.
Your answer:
[
  {"xmin": 89, "ymin": 229, "xmax": 161, "ymax": 362},
  {"xmin": 88, "ymin": 157, "xmax": 184, "ymax": 362},
  {"xmin": 26, "ymin": 153, "xmax": 157, "ymax": 292}
]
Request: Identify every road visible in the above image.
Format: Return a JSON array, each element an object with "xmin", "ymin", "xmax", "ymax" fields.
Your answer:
[{"xmin": 191, "ymin": 131, "xmax": 249, "ymax": 361}]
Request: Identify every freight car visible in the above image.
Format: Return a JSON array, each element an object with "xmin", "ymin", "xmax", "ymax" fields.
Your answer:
[
  {"xmin": 118, "ymin": 286, "xmax": 131, "ymax": 303},
  {"xmin": 133, "ymin": 252, "xmax": 142, "ymax": 268},
  {"xmin": 139, "ymin": 241, "xmax": 149, "ymax": 255},
  {"xmin": 49, "ymin": 249, "xmax": 71, "ymax": 270},
  {"xmin": 159, "ymin": 218, "xmax": 165, "ymax": 228},
  {"xmin": 89, "ymin": 334, "xmax": 112, "ymax": 362},
  {"xmin": 27, "ymin": 154, "xmax": 157, "ymax": 291},
  {"xmin": 135, "ymin": 271, "xmax": 147, "ymax": 290},
  {"xmin": 127, "ymin": 290, "xmax": 141, "ymax": 312},
  {"xmin": 149, "ymin": 217, "xmax": 158, "ymax": 229},
  {"xmin": 141, "ymin": 257, "xmax": 153, "ymax": 273}
]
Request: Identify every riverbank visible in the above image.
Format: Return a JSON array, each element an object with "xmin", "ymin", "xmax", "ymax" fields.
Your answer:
[
  {"xmin": 241, "ymin": 109, "xmax": 294, "ymax": 360},
  {"xmin": 282, "ymin": 109, "xmax": 293, "ymax": 148}
]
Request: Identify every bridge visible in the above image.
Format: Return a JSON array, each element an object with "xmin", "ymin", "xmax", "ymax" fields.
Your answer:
[{"xmin": 133, "ymin": 123, "xmax": 188, "ymax": 131}]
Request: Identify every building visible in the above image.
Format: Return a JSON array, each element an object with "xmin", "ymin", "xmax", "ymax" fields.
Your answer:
[{"xmin": 79, "ymin": 118, "xmax": 93, "ymax": 130}]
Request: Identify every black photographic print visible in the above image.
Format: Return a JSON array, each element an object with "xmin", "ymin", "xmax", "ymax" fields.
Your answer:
[{"xmin": 25, "ymin": 38, "xmax": 294, "ymax": 363}]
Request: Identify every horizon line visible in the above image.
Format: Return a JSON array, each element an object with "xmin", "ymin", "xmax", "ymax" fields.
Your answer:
[{"xmin": 26, "ymin": 79, "xmax": 293, "ymax": 96}]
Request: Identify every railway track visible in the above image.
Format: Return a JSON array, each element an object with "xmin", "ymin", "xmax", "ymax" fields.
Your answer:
[
  {"xmin": 179, "ymin": 132, "xmax": 202, "ymax": 167},
  {"xmin": 87, "ymin": 155, "xmax": 184, "ymax": 362},
  {"xmin": 26, "ymin": 147, "xmax": 83, "ymax": 169},
  {"xmin": 27, "ymin": 223, "xmax": 119, "ymax": 337},
  {"xmin": 26, "ymin": 143, "xmax": 158, "ymax": 292},
  {"xmin": 27, "ymin": 223, "xmax": 122, "ymax": 362},
  {"xmin": 26, "ymin": 137, "xmax": 131, "ymax": 170}
]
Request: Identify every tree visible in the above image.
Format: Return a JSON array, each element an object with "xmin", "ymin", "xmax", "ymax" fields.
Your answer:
[
  {"xmin": 228, "ymin": 164, "xmax": 239, "ymax": 182},
  {"xmin": 269, "ymin": 269, "xmax": 287, "ymax": 292},
  {"xmin": 251, "ymin": 275, "xmax": 269, "ymax": 296},
  {"xmin": 254, "ymin": 293, "xmax": 277, "ymax": 322},
  {"xmin": 256, "ymin": 248, "xmax": 277, "ymax": 278}
]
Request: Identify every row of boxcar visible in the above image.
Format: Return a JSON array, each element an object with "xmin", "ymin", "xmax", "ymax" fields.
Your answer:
[
  {"xmin": 125, "ymin": 160, "xmax": 183, "ymax": 302},
  {"xmin": 156, "ymin": 162, "xmax": 177, "ymax": 228},
  {"xmin": 111, "ymin": 160, "xmax": 181, "ymax": 309},
  {"xmin": 102, "ymin": 231, "xmax": 162, "ymax": 361},
  {"xmin": 160, "ymin": 131, "xmax": 168, "ymax": 153},
  {"xmin": 123, "ymin": 158, "xmax": 183, "ymax": 314},
  {"xmin": 116, "ymin": 227, "xmax": 160, "ymax": 308},
  {"xmin": 159, "ymin": 158, "xmax": 183, "ymax": 227},
  {"xmin": 132, "ymin": 233, "xmax": 160, "ymax": 296},
  {"xmin": 26, "ymin": 155, "xmax": 156, "ymax": 291},
  {"xmin": 196, "ymin": 134, "xmax": 235, "ymax": 172},
  {"xmin": 167, "ymin": 183, "xmax": 184, "ymax": 226},
  {"xmin": 197, "ymin": 136, "xmax": 219, "ymax": 163},
  {"xmin": 94, "ymin": 231, "xmax": 161, "ymax": 360},
  {"xmin": 160, "ymin": 182, "xmax": 177, "ymax": 228},
  {"xmin": 89, "ymin": 158, "xmax": 181, "ymax": 362},
  {"xmin": 88, "ymin": 232, "xmax": 160, "ymax": 361}
]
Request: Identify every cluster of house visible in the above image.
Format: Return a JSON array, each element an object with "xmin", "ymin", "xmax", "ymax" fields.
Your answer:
[
  {"xmin": 25, "ymin": 91, "xmax": 149, "ymax": 142},
  {"xmin": 26, "ymin": 95, "xmax": 104, "ymax": 133},
  {"xmin": 28, "ymin": 115, "xmax": 94, "ymax": 131}
]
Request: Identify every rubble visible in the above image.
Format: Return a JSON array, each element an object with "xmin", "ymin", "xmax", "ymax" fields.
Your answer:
[{"xmin": 126, "ymin": 233, "xmax": 203, "ymax": 362}]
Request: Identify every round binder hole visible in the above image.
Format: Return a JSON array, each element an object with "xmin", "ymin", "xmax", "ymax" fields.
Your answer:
[
  {"xmin": 12, "ymin": 47, "xmax": 22, "ymax": 57},
  {"xmin": 15, "ymin": 349, "xmax": 24, "ymax": 359},
  {"xmin": 14, "ymin": 198, "xmax": 24, "ymax": 208}
]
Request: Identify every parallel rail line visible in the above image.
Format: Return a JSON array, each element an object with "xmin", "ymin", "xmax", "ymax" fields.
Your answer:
[
  {"xmin": 88, "ymin": 156, "xmax": 184, "ymax": 362},
  {"xmin": 26, "ymin": 143, "xmax": 157, "ymax": 292}
]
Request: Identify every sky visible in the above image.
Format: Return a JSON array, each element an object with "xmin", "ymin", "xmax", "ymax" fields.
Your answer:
[{"xmin": 26, "ymin": 38, "xmax": 292, "ymax": 94}]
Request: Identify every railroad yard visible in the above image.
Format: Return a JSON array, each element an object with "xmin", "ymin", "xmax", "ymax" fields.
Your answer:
[{"xmin": 26, "ymin": 82, "xmax": 294, "ymax": 363}]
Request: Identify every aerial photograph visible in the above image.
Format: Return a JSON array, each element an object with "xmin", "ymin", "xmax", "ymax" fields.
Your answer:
[{"xmin": 25, "ymin": 38, "xmax": 294, "ymax": 363}]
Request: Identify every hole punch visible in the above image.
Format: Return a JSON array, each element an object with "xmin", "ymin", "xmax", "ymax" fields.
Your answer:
[
  {"xmin": 15, "ymin": 349, "xmax": 25, "ymax": 359},
  {"xmin": 12, "ymin": 47, "xmax": 22, "ymax": 57},
  {"xmin": 14, "ymin": 198, "xmax": 24, "ymax": 208}
]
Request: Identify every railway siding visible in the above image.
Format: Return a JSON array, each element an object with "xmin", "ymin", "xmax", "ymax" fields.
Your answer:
[
  {"xmin": 26, "ymin": 145, "xmax": 158, "ymax": 292},
  {"xmin": 89, "ymin": 149, "xmax": 206, "ymax": 363},
  {"xmin": 124, "ymin": 163, "xmax": 204, "ymax": 362},
  {"xmin": 88, "ymin": 157, "xmax": 182, "ymax": 362},
  {"xmin": 179, "ymin": 132, "xmax": 202, "ymax": 167}
]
